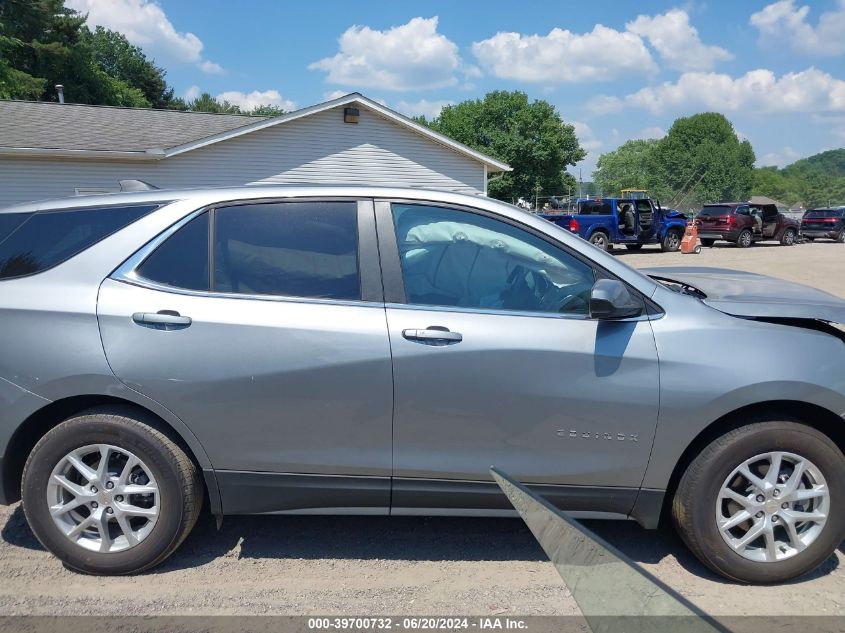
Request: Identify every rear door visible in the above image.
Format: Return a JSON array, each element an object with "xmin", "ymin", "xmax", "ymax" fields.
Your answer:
[
  {"xmin": 376, "ymin": 200, "xmax": 660, "ymax": 515},
  {"xmin": 97, "ymin": 199, "xmax": 394, "ymax": 514}
]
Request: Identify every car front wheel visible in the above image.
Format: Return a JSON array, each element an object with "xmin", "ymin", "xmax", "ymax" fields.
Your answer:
[
  {"xmin": 661, "ymin": 229, "xmax": 682, "ymax": 252},
  {"xmin": 22, "ymin": 406, "xmax": 203, "ymax": 575},
  {"xmin": 780, "ymin": 228, "xmax": 796, "ymax": 246},
  {"xmin": 672, "ymin": 420, "xmax": 845, "ymax": 583}
]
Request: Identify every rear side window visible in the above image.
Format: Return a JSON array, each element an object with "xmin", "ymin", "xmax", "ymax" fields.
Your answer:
[
  {"xmin": 214, "ymin": 202, "xmax": 360, "ymax": 300},
  {"xmin": 0, "ymin": 204, "xmax": 159, "ymax": 280},
  {"xmin": 134, "ymin": 201, "xmax": 361, "ymax": 301},
  {"xmin": 578, "ymin": 200, "xmax": 612, "ymax": 215},
  {"xmin": 805, "ymin": 210, "xmax": 839, "ymax": 218}
]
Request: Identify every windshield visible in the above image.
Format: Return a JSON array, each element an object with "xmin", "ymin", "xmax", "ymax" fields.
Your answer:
[{"xmin": 697, "ymin": 206, "xmax": 732, "ymax": 217}]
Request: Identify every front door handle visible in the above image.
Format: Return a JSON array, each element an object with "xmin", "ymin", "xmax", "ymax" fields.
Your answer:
[
  {"xmin": 132, "ymin": 310, "xmax": 192, "ymax": 330},
  {"xmin": 402, "ymin": 327, "xmax": 462, "ymax": 345}
]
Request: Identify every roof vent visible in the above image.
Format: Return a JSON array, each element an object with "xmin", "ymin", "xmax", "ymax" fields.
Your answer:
[
  {"xmin": 55, "ymin": 84, "xmax": 64, "ymax": 104},
  {"xmin": 119, "ymin": 179, "xmax": 160, "ymax": 192},
  {"xmin": 343, "ymin": 107, "xmax": 359, "ymax": 124}
]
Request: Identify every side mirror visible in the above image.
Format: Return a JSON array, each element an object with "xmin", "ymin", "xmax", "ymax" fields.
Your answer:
[{"xmin": 590, "ymin": 279, "xmax": 643, "ymax": 320}]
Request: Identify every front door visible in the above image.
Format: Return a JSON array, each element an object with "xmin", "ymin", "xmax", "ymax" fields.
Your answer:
[
  {"xmin": 378, "ymin": 201, "xmax": 660, "ymax": 516},
  {"xmin": 98, "ymin": 199, "xmax": 393, "ymax": 513}
]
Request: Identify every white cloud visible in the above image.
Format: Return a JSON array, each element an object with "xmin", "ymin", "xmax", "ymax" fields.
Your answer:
[
  {"xmin": 627, "ymin": 9, "xmax": 732, "ymax": 71},
  {"xmin": 760, "ymin": 146, "xmax": 801, "ymax": 167},
  {"xmin": 750, "ymin": 0, "xmax": 845, "ymax": 56},
  {"xmin": 605, "ymin": 68, "xmax": 845, "ymax": 115},
  {"xmin": 571, "ymin": 120, "xmax": 603, "ymax": 154},
  {"xmin": 585, "ymin": 95, "xmax": 624, "ymax": 115},
  {"xmin": 635, "ymin": 126, "xmax": 667, "ymax": 140},
  {"xmin": 324, "ymin": 90, "xmax": 352, "ymax": 101},
  {"xmin": 66, "ymin": 0, "xmax": 223, "ymax": 74},
  {"xmin": 471, "ymin": 24, "xmax": 656, "ymax": 83},
  {"xmin": 198, "ymin": 60, "xmax": 225, "ymax": 75},
  {"xmin": 216, "ymin": 90, "xmax": 297, "ymax": 112},
  {"xmin": 395, "ymin": 99, "xmax": 453, "ymax": 119},
  {"xmin": 183, "ymin": 85, "xmax": 201, "ymax": 101},
  {"xmin": 310, "ymin": 17, "xmax": 465, "ymax": 91}
]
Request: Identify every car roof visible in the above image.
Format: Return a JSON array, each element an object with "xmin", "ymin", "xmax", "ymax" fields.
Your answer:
[{"xmin": 0, "ymin": 184, "xmax": 508, "ymax": 216}]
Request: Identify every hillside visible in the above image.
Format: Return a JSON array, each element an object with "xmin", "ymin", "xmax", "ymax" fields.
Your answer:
[{"xmin": 753, "ymin": 148, "xmax": 845, "ymax": 209}]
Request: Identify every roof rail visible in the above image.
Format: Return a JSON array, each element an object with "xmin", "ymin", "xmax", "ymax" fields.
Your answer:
[{"xmin": 119, "ymin": 179, "xmax": 159, "ymax": 192}]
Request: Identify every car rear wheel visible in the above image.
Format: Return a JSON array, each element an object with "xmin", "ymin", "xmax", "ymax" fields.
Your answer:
[
  {"xmin": 836, "ymin": 230, "xmax": 845, "ymax": 243},
  {"xmin": 780, "ymin": 228, "xmax": 796, "ymax": 246},
  {"xmin": 700, "ymin": 238, "xmax": 716, "ymax": 247},
  {"xmin": 21, "ymin": 406, "xmax": 203, "ymax": 575},
  {"xmin": 672, "ymin": 420, "xmax": 845, "ymax": 583},
  {"xmin": 661, "ymin": 229, "xmax": 682, "ymax": 252},
  {"xmin": 589, "ymin": 231, "xmax": 610, "ymax": 251},
  {"xmin": 736, "ymin": 229, "xmax": 753, "ymax": 248}
]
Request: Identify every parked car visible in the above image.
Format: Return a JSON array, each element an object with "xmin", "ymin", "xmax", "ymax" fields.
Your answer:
[
  {"xmin": 801, "ymin": 208, "xmax": 845, "ymax": 243},
  {"xmin": 695, "ymin": 202, "xmax": 799, "ymax": 247},
  {"xmin": 539, "ymin": 197, "xmax": 688, "ymax": 252},
  {"xmin": 1, "ymin": 185, "xmax": 844, "ymax": 583}
]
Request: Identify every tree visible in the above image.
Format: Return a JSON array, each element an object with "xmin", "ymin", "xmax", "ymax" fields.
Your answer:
[
  {"xmin": 419, "ymin": 91, "xmax": 584, "ymax": 202},
  {"xmin": 84, "ymin": 26, "xmax": 179, "ymax": 109},
  {"xmin": 0, "ymin": 0, "xmax": 149, "ymax": 106},
  {"xmin": 185, "ymin": 92, "xmax": 242, "ymax": 114},
  {"xmin": 651, "ymin": 113, "xmax": 755, "ymax": 210},
  {"xmin": 250, "ymin": 104, "xmax": 287, "ymax": 117},
  {"xmin": 593, "ymin": 139, "xmax": 660, "ymax": 197},
  {"xmin": 752, "ymin": 149, "xmax": 845, "ymax": 209}
]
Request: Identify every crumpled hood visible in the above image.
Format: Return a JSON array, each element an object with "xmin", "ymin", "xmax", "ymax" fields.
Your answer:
[{"xmin": 642, "ymin": 266, "xmax": 845, "ymax": 323}]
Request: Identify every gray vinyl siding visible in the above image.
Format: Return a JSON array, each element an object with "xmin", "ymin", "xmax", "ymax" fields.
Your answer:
[{"xmin": 0, "ymin": 105, "xmax": 486, "ymax": 207}]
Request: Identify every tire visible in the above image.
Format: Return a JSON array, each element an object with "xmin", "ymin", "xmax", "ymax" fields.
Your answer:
[
  {"xmin": 836, "ymin": 230, "xmax": 845, "ymax": 243},
  {"xmin": 589, "ymin": 231, "xmax": 610, "ymax": 251},
  {"xmin": 22, "ymin": 406, "xmax": 203, "ymax": 575},
  {"xmin": 780, "ymin": 228, "xmax": 796, "ymax": 246},
  {"xmin": 736, "ymin": 229, "xmax": 753, "ymax": 248},
  {"xmin": 661, "ymin": 229, "xmax": 682, "ymax": 252},
  {"xmin": 700, "ymin": 238, "xmax": 716, "ymax": 247},
  {"xmin": 625, "ymin": 244, "xmax": 643, "ymax": 251},
  {"xmin": 672, "ymin": 420, "xmax": 845, "ymax": 583}
]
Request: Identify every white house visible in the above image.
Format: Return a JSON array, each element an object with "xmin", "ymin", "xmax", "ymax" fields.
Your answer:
[{"xmin": 0, "ymin": 93, "xmax": 510, "ymax": 207}]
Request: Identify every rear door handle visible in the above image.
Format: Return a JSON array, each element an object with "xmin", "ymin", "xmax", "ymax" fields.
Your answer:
[
  {"xmin": 132, "ymin": 310, "xmax": 192, "ymax": 330},
  {"xmin": 402, "ymin": 327, "xmax": 462, "ymax": 345}
]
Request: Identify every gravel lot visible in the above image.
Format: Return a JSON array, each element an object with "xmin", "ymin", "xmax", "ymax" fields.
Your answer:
[{"xmin": 0, "ymin": 239, "xmax": 843, "ymax": 618}]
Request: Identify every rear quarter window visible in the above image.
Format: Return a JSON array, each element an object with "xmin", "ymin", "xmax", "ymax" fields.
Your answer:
[
  {"xmin": 697, "ymin": 206, "xmax": 733, "ymax": 216},
  {"xmin": 0, "ymin": 204, "xmax": 160, "ymax": 280}
]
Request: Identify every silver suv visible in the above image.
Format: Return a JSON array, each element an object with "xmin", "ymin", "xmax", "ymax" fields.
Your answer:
[{"xmin": 1, "ymin": 186, "xmax": 843, "ymax": 582}]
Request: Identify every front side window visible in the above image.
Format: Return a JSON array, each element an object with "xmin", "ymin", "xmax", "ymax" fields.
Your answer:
[
  {"xmin": 0, "ymin": 204, "xmax": 159, "ymax": 280},
  {"xmin": 135, "ymin": 201, "xmax": 360, "ymax": 301},
  {"xmin": 392, "ymin": 204, "xmax": 596, "ymax": 316}
]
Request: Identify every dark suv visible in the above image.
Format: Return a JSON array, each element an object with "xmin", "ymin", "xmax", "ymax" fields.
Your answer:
[
  {"xmin": 695, "ymin": 202, "xmax": 799, "ymax": 248},
  {"xmin": 801, "ymin": 208, "xmax": 845, "ymax": 242}
]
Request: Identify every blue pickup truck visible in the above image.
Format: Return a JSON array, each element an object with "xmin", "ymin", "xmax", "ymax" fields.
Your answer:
[{"xmin": 540, "ymin": 197, "xmax": 688, "ymax": 252}]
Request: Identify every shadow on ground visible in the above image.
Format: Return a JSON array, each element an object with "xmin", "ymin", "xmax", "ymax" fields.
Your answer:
[{"xmin": 2, "ymin": 504, "xmax": 839, "ymax": 583}]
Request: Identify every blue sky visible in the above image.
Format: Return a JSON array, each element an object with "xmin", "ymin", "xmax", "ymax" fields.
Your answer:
[{"xmin": 67, "ymin": 1, "xmax": 845, "ymax": 177}]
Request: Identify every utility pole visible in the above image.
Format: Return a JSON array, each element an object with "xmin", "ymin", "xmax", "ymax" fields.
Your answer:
[{"xmin": 578, "ymin": 168, "xmax": 583, "ymax": 198}]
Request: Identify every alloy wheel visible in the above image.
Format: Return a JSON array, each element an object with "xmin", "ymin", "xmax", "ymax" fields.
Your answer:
[
  {"xmin": 716, "ymin": 451, "xmax": 829, "ymax": 563},
  {"xmin": 46, "ymin": 444, "xmax": 160, "ymax": 553}
]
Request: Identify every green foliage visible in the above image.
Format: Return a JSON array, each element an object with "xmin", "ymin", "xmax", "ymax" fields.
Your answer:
[
  {"xmin": 753, "ymin": 149, "xmax": 845, "ymax": 209},
  {"xmin": 420, "ymin": 91, "xmax": 585, "ymax": 202},
  {"xmin": 593, "ymin": 139, "xmax": 659, "ymax": 198},
  {"xmin": 250, "ymin": 104, "xmax": 287, "ymax": 117},
  {"xmin": 84, "ymin": 26, "xmax": 178, "ymax": 109},
  {"xmin": 593, "ymin": 112, "xmax": 755, "ymax": 211},
  {"xmin": 185, "ymin": 92, "xmax": 242, "ymax": 114}
]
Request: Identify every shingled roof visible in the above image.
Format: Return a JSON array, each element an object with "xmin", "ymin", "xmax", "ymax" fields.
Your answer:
[
  {"xmin": 0, "ymin": 93, "xmax": 511, "ymax": 171},
  {"xmin": 0, "ymin": 100, "xmax": 265, "ymax": 153}
]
